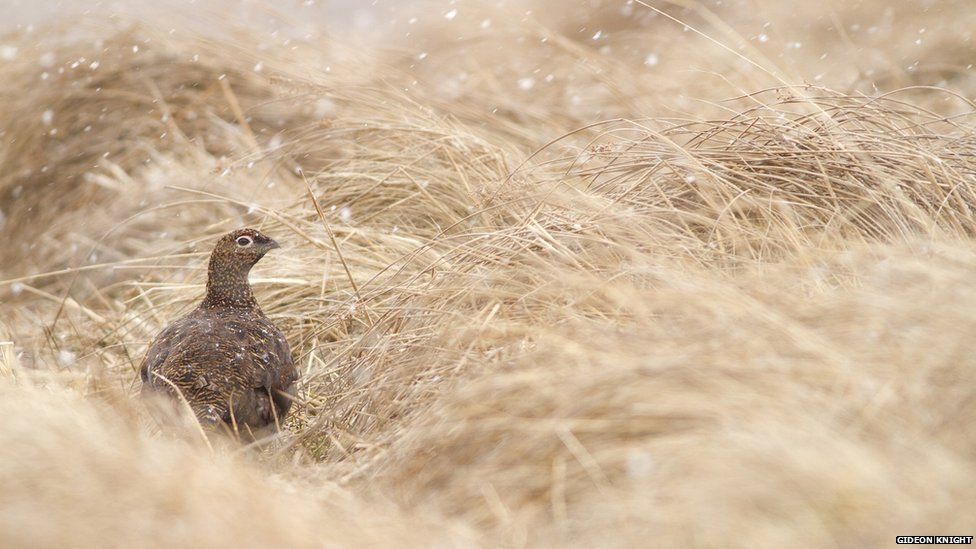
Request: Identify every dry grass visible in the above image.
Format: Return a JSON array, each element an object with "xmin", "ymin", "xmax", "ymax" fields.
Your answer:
[{"xmin": 1, "ymin": 1, "xmax": 975, "ymax": 547}]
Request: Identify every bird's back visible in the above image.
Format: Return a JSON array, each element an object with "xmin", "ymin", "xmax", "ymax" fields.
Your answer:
[{"xmin": 141, "ymin": 306, "xmax": 297, "ymax": 434}]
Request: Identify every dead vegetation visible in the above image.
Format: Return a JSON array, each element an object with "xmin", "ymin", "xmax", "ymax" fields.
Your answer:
[{"xmin": 1, "ymin": 0, "xmax": 975, "ymax": 547}]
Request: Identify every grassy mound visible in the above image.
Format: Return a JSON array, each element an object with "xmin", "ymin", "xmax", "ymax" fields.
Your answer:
[{"xmin": 2, "ymin": 2, "xmax": 975, "ymax": 546}]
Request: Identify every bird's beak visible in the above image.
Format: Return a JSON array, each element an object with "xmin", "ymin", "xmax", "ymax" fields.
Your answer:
[{"xmin": 266, "ymin": 239, "xmax": 281, "ymax": 250}]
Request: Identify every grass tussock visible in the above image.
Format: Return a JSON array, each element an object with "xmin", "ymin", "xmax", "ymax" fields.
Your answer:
[{"xmin": 1, "ymin": 1, "xmax": 976, "ymax": 547}]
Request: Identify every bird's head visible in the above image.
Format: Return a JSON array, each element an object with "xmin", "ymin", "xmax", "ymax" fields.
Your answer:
[
  {"xmin": 202, "ymin": 228, "xmax": 280, "ymax": 309},
  {"xmin": 214, "ymin": 228, "xmax": 281, "ymax": 265},
  {"xmin": 212, "ymin": 228, "xmax": 280, "ymax": 267}
]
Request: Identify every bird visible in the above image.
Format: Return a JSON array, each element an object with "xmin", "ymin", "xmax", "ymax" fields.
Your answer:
[{"xmin": 140, "ymin": 228, "xmax": 298, "ymax": 439}]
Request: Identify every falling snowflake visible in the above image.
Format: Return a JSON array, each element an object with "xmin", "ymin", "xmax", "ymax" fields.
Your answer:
[
  {"xmin": 58, "ymin": 350, "xmax": 76, "ymax": 367},
  {"xmin": 314, "ymin": 98, "xmax": 336, "ymax": 117},
  {"xmin": 644, "ymin": 53, "xmax": 659, "ymax": 66},
  {"xmin": 518, "ymin": 77, "xmax": 535, "ymax": 90},
  {"xmin": 444, "ymin": 9, "xmax": 458, "ymax": 20},
  {"xmin": 626, "ymin": 450, "xmax": 654, "ymax": 479},
  {"xmin": 41, "ymin": 110, "xmax": 54, "ymax": 125}
]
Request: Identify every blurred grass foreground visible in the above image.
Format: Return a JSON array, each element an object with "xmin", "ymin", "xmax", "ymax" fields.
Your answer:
[{"xmin": 1, "ymin": 0, "xmax": 975, "ymax": 547}]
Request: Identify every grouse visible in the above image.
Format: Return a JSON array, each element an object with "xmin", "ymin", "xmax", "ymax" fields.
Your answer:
[{"xmin": 140, "ymin": 228, "xmax": 297, "ymax": 438}]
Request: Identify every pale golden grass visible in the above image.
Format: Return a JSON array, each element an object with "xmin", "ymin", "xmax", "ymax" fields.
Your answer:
[{"xmin": 1, "ymin": 1, "xmax": 975, "ymax": 547}]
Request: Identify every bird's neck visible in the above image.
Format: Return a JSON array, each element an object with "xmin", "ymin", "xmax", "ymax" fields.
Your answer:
[{"xmin": 200, "ymin": 256, "xmax": 258, "ymax": 310}]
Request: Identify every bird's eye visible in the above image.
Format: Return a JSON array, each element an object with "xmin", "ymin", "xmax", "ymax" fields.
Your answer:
[{"xmin": 235, "ymin": 236, "xmax": 253, "ymax": 247}]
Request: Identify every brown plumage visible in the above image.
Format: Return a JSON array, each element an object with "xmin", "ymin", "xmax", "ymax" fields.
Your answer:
[{"xmin": 140, "ymin": 228, "xmax": 297, "ymax": 437}]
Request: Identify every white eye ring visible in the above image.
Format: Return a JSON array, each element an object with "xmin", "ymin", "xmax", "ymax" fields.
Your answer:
[{"xmin": 235, "ymin": 236, "xmax": 253, "ymax": 247}]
